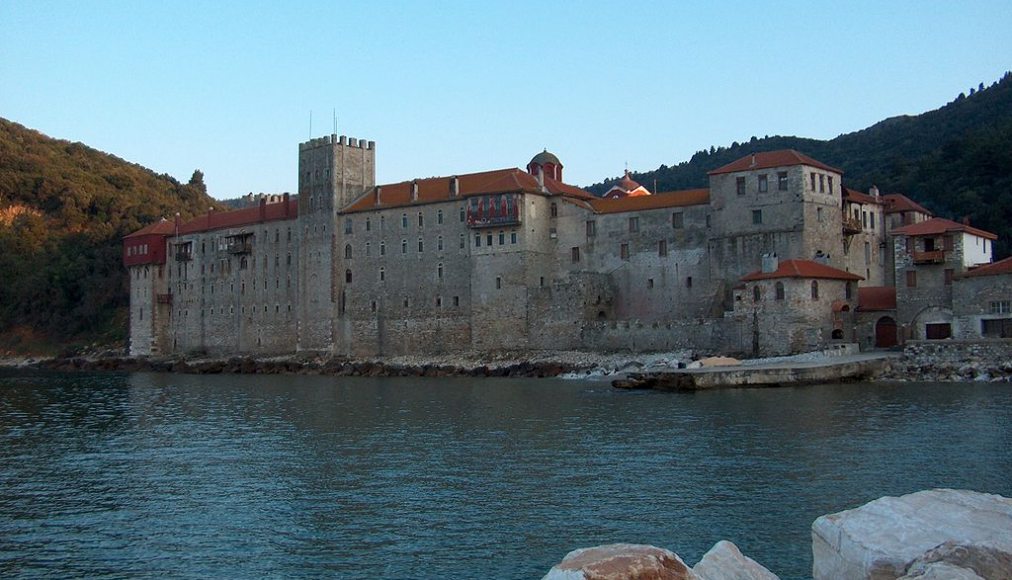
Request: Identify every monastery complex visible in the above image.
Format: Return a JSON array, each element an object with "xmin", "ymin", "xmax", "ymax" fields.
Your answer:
[{"xmin": 123, "ymin": 133, "xmax": 1012, "ymax": 358}]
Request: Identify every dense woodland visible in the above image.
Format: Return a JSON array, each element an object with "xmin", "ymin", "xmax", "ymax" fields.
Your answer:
[
  {"xmin": 0, "ymin": 119, "xmax": 224, "ymax": 352},
  {"xmin": 589, "ymin": 73, "xmax": 1012, "ymax": 258},
  {"xmin": 2, "ymin": 73, "xmax": 1010, "ymax": 352}
]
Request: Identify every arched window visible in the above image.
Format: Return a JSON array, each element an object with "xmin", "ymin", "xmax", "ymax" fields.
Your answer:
[
  {"xmin": 811, "ymin": 280, "xmax": 820, "ymax": 300},
  {"xmin": 845, "ymin": 281, "xmax": 853, "ymax": 300},
  {"xmin": 344, "ymin": 244, "xmax": 352, "ymax": 259},
  {"xmin": 752, "ymin": 286, "xmax": 761, "ymax": 302},
  {"xmin": 345, "ymin": 269, "xmax": 352, "ymax": 284},
  {"xmin": 775, "ymin": 281, "xmax": 785, "ymax": 300}
]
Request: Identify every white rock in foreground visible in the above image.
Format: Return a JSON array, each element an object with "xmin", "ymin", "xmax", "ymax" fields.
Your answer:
[
  {"xmin": 692, "ymin": 540, "xmax": 779, "ymax": 580},
  {"xmin": 542, "ymin": 543, "xmax": 696, "ymax": 580},
  {"xmin": 812, "ymin": 489, "xmax": 1012, "ymax": 579}
]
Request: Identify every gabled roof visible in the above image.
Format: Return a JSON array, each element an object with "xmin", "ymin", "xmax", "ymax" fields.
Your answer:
[
  {"xmin": 708, "ymin": 150, "xmax": 842, "ymax": 176},
  {"xmin": 589, "ymin": 188, "xmax": 709, "ymax": 214},
  {"xmin": 891, "ymin": 217, "xmax": 997, "ymax": 240},
  {"xmin": 844, "ymin": 187, "xmax": 883, "ymax": 205},
  {"xmin": 741, "ymin": 259, "xmax": 863, "ymax": 282},
  {"xmin": 124, "ymin": 218, "xmax": 176, "ymax": 238},
  {"xmin": 962, "ymin": 256, "xmax": 1012, "ymax": 278},
  {"xmin": 342, "ymin": 168, "xmax": 593, "ymax": 213},
  {"xmin": 881, "ymin": 193, "xmax": 932, "ymax": 216},
  {"xmin": 857, "ymin": 286, "xmax": 897, "ymax": 311},
  {"xmin": 177, "ymin": 199, "xmax": 298, "ymax": 235}
]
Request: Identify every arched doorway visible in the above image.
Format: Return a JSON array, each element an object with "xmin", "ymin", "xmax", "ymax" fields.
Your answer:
[{"xmin": 875, "ymin": 316, "xmax": 898, "ymax": 348}]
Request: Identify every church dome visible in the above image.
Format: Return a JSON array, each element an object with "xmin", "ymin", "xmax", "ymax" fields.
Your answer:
[
  {"xmin": 618, "ymin": 172, "xmax": 641, "ymax": 191},
  {"xmin": 530, "ymin": 149, "xmax": 561, "ymax": 167}
]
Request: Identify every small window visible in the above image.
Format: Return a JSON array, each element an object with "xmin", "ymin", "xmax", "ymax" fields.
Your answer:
[
  {"xmin": 944, "ymin": 268, "xmax": 953, "ymax": 286},
  {"xmin": 705, "ymin": 215, "xmax": 711, "ymax": 228},
  {"xmin": 845, "ymin": 281, "xmax": 853, "ymax": 299},
  {"xmin": 344, "ymin": 218, "xmax": 353, "ymax": 234},
  {"xmin": 496, "ymin": 277, "xmax": 502, "ymax": 289},
  {"xmin": 758, "ymin": 174, "xmax": 768, "ymax": 193},
  {"xmin": 819, "ymin": 174, "xmax": 825, "ymax": 193},
  {"xmin": 365, "ymin": 218, "xmax": 371, "ymax": 232},
  {"xmin": 870, "ymin": 213, "xmax": 876, "ymax": 229},
  {"xmin": 736, "ymin": 176, "xmax": 746, "ymax": 195},
  {"xmin": 459, "ymin": 207, "xmax": 465, "ymax": 222},
  {"xmin": 459, "ymin": 233, "xmax": 465, "ymax": 249},
  {"xmin": 629, "ymin": 217, "xmax": 639, "ymax": 232},
  {"xmin": 943, "ymin": 236, "xmax": 954, "ymax": 251},
  {"xmin": 811, "ymin": 280, "xmax": 819, "ymax": 300},
  {"xmin": 550, "ymin": 203, "xmax": 558, "ymax": 218},
  {"xmin": 402, "ymin": 214, "xmax": 408, "ymax": 228},
  {"xmin": 418, "ymin": 212, "xmax": 424, "ymax": 227},
  {"xmin": 437, "ymin": 263, "xmax": 443, "ymax": 279},
  {"xmin": 380, "ymin": 242, "xmax": 386, "ymax": 256},
  {"xmin": 586, "ymin": 220, "xmax": 597, "ymax": 236},
  {"xmin": 453, "ymin": 296, "xmax": 460, "ymax": 307},
  {"xmin": 418, "ymin": 238, "xmax": 424, "ymax": 253},
  {"xmin": 571, "ymin": 247, "xmax": 580, "ymax": 262},
  {"xmin": 345, "ymin": 269, "xmax": 352, "ymax": 284},
  {"xmin": 752, "ymin": 285, "xmax": 760, "ymax": 302},
  {"xmin": 810, "ymin": 173, "xmax": 816, "ymax": 191},
  {"xmin": 499, "ymin": 231, "xmax": 505, "ymax": 245},
  {"xmin": 647, "ymin": 278, "xmax": 654, "ymax": 289},
  {"xmin": 686, "ymin": 276, "xmax": 693, "ymax": 288},
  {"xmin": 777, "ymin": 171, "xmax": 788, "ymax": 191},
  {"xmin": 776, "ymin": 281, "xmax": 785, "ymax": 300},
  {"xmin": 817, "ymin": 207, "xmax": 823, "ymax": 222},
  {"xmin": 344, "ymin": 244, "xmax": 352, "ymax": 259},
  {"xmin": 402, "ymin": 239, "xmax": 407, "ymax": 254},
  {"xmin": 990, "ymin": 300, "xmax": 1011, "ymax": 314},
  {"xmin": 438, "ymin": 236, "xmax": 444, "ymax": 251},
  {"xmin": 379, "ymin": 267, "xmax": 385, "ymax": 282},
  {"xmin": 620, "ymin": 243, "xmax": 629, "ymax": 260},
  {"xmin": 672, "ymin": 212, "xmax": 683, "ymax": 229},
  {"xmin": 475, "ymin": 234, "xmax": 481, "ymax": 247},
  {"xmin": 437, "ymin": 210, "xmax": 443, "ymax": 225},
  {"xmin": 752, "ymin": 210, "xmax": 762, "ymax": 225},
  {"xmin": 486, "ymin": 234, "xmax": 493, "ymax": 247},
  {"xmin": 511, "ymin": 232, "xmax": 517, "ymax": 244},
  {"xmin": 436, "ymin": 296, "xmax": 442, "ymax": 307},
  {"xmin": 658, "ymin": 240, "xmax": 667, "ymax": 257}
]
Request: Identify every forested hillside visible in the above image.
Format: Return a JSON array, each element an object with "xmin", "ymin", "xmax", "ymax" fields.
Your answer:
[
  {"xmin": 0, "ymin": 119, "xmax": 225, "ymax": 353},
  {"xmin": 588, "ymin": 73, "xmax": 1012, "ymax": 257}
]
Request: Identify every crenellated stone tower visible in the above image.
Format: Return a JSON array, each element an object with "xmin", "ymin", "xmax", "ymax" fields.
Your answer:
[{"xmin": 296, "ymin": 134, "xmax": 375, "ymax": 351}]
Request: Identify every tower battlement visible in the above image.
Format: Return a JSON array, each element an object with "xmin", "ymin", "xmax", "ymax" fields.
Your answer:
[{"xmin": 299, "ymin": 134, "xmax": 375, "ymax": 151}]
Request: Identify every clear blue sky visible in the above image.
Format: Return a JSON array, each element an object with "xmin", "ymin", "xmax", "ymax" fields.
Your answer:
[{"xmin": 2, "ymin": 1, "xmax": 1010, "ymax": 198}]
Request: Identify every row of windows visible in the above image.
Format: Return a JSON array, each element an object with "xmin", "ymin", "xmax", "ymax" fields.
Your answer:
[
  {"xmin": 992, "ymin": 301, "xmax": 1011, "ymax": 314},
  {"xmin": 126, "ymin": 244, "xmax": 150, "ymax": 256},
  {"xmin": 168, "ymin": 303, "xmax": 295, "ymax": 319},
  {"xmin": 343, "ymin": 230, "xmax": 519, "ymax": 258},
  {"xmin": 809, "ymin": 172, "xmax": 834, "ymax": 194},
  {"xmin": 369, "ymin": 295, "xmax": 463, "ymax": 311},
  {"xmin": 584, "ymin": 212, "xmax": 701, "ymax": 239},
  {"xmin": 345, "ymin": 208, "xmax": 467, "ymax": 234},
  {"xmin": 904, "ymin": 269, "xmax": 957, "ymax": 288},
  {"xmin": 570, "ymin": 239, "xmax": 683, "ymax": 262},
  {"xmin": 749, "ymin": 280, "xmax": 842, "ymax": 302},
  {"xmin": 736, "ymin": 171, "xmax": 790, "ymax": 195}
]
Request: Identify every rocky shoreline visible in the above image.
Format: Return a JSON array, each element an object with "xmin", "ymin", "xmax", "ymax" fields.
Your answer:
[{"xmin": 3, "ymin": 340, "xmax": 1011, "ymax": 383}]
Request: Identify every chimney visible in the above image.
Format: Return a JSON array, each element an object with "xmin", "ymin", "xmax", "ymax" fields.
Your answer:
[
  {"xmin": 761, "ymin": 252, "xmax": 779, "ymax": 273},
  {"xmin": 259, "ymin": 197, "xmax": 266, "ymax": 221},
  {"xmin": 962, "ymin": 215, "xmax": 971, "ymax": 225},
  {"xmin": 869, "ymin": 185, "xmax": 880, "ymax": 197},
  {"xmin": 374, "ymin": 186, "xmax": 382, "ymax": 206},
  {"xmin": 450, "ymin": 176, "xmax": 459, "ymax": 198},
  {"xmin": 411, "ymin": 180, "xmax": 419, "ymax": 202},
  {"xmin": 749, "ymin": 153, "xmax": 757, "ymax": 168}
]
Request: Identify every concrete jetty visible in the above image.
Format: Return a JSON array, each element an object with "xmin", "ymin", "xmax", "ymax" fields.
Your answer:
[{"xmin": 613, "ymin": 352, "xmax": 899, "ymax": 391}]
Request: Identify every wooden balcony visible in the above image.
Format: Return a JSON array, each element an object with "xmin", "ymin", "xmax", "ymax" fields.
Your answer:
[
  {"xmin": 227, "ymin": 240, "xmax": 252, "ymax": 254},
  {"xmin": 912, "ymin": 250, "xmax": 945, "ymax": 264},
  {"xmin": 842, "ymin": 216, "xmax": 862, "ymax": 235},
  {"xmin": 174, "ymin": 251, "xmax": 192, "ymax": 261}
]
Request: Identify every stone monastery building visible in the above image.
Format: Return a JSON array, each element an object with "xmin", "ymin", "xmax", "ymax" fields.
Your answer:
[{"xmin": 124, "ymin": 133, "xmax": 1010, "ymax": 358}]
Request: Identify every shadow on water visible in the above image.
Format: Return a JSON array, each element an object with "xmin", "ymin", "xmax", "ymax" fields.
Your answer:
[{"xmin": 1, "ymin": 370, "xmax": 1010, "ymax": 579}]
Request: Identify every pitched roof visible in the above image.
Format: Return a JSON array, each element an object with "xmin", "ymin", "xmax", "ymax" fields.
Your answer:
[
  {"xmin": 589, "ymin": 188, "xmax": 709, "ymax": 214},
  {"xmin": 708, "ymin": 150, "xmax": 842, "ymax": 176},
  {"xmin": 124, "ymin": 218, "xmax": 176, "ymax": 238},
  {"xmin": 174, "ymin": 198, "xmax": 299, "ymax": 235},
  {"xmin": 962, "ymin": 256, "xmax": 1012, "ymax": 278},
  {"xmin": 857, "ymin": 286, "xmax": 897, "ymax": 311},
  {"xmin": 891, "ymin": 217, "xmax": 997, "ymax": 240},
  {"xmin": 741, "ymin": 259, "xmax": 863, "ymax": 282},
  {"xmin": 844, "ymin": 187, "xmax": 883, "ymax": 205},
  {"xmin": 343, "ymin": 168, "xmax": 593, "ymax": 213},
  {"xmin": 881, "ymin": 193, "xmax": 932, "ymax": 216}
]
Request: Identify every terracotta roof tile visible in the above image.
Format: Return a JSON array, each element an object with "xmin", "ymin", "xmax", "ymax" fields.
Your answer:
[
  {"xmin": 857, "ymin": 286, "xmax": 897, "ymax": 311},
  {"xmin": 124, "ymin": 218, "xmax": 176, "ymax": 238},
  {"xmin": 891, "ymin": 217, "xmax": 997, "ymax": 240},
  {"xmin": 962, "ymin": 256, "xmax": 1012, "ymax": 278},
  {"xmin": 708, "ymin": 150, "xmax": 842, "ymax": 176},
  {"xmin": 343, "ymin": 168, "xmax": 593, "ymax": 213},
  {"xmin": 882, "ymin": 193, "xmax": 932, "ymax": 216},
  {"xmin": 844, "ymin": 187, "xmax": 883, "ymax": 205},
  {"xmin": 741, "ymin": 259, "xmax": 863, "ymax": 282},
  {"xmin": 589, "ymin": 188, "xmax": 709, "ymax": 214}
]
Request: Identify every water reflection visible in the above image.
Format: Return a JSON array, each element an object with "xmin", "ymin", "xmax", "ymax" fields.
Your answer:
[{"xmin": 1, "ymin": 371, "xmax": 1010, "ymax": 579}]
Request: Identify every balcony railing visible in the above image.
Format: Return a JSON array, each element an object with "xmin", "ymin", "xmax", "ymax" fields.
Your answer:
[
  {"xmin": 227, "ymin": 240, "xmax": 252, "ymax": 254},
  {"xmin": 912, "ymin": 250, "xmax": 945, "ymax": 264},
  {"xmin": 842, "ymin": 216, "xmax": 862, "ymax": 235},
  {"xmin": 174, "ymin": 251, "xmax": 192, "ymax": 262},
  {"xmin": 156, "ymin": 293, "xmax": 173, "ymax": 304}
]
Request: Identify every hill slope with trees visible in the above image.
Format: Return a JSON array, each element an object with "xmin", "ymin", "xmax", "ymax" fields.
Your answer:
[
  {"xmin": 0, "ymin": 118, "xmax": 225, "ymax": 353},
  {"xmin": 588, "ymin": 73, "xmax": 1012, "ymax": 257}
]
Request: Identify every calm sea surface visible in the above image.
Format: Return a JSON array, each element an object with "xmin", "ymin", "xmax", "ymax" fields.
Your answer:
[{"xmin": 0, "ymin": 371, "xmax": 1010, "ymax": 579}]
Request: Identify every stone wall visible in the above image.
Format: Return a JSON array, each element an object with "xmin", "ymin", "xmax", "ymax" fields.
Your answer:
[{"xmin": 952, "ymin": 271, "xmax": 1012, "ymax": 339}]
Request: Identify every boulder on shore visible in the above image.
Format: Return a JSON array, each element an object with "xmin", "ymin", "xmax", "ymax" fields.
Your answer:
[
  {"xmin": 542, "ymin": 543, "xmax": 696, "ymax": 579},
  {"xmin": 812, "ymin": 489, "xmax": 1012, "ymax": 579},
  {"xmin": 692, "ymin": 540, "xmax": 779, "ymax": 580}
]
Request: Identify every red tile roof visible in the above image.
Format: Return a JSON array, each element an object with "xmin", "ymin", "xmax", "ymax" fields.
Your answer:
[
  {"xmin": 844, "ymin": 187, "xmax": 883, "ymax": 205},
  {"xmin": 857, "ymin": 286, "xmax": 897, "ymax": 311},
  {"xmin": 124, "ymin": 218, "xmax": 176, "ymax": 238},
  {"xmin": 343, "ymin": 168, "xmax": 593, "ymax": 214},
  {"xmin": 881, "ymin": 193, "xmax": 932, "ymax": 216},
  {"xmin": 741, "ymin": 259, "xmax": 863, "ymax": 282},
  {"xmin": 962, "ymin": 256, "xmax": 1012, "ymax": 278},
  {"xmin": 890, "ymin": 217, "xmax": 997, "ymax": 240},
  {"xmin": 589, "ymin": 188, "xmax": 709, "ymax": 214},
  {"xmin": 708, "ymin": 150, "xmax": 842, "ymax": 176}
]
